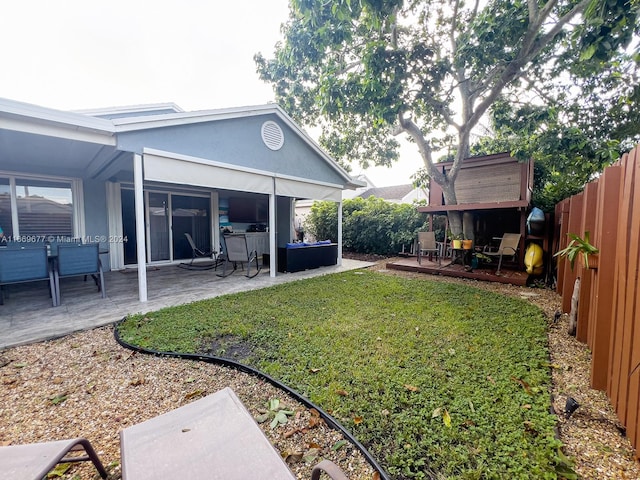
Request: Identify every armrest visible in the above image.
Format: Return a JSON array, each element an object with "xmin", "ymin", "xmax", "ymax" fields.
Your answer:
[{"xmin": 311, "ymin": 460, "xmax": 349, "ymax": 480}]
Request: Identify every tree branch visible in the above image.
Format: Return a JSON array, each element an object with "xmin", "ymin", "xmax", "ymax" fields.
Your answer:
[
  {"xmin": 464, "ymin": 0, "xmax": 591, "ymax": 133},
  {"xmin": 397, "ymin": 113, "xmax": 448, "ymax": 185}
]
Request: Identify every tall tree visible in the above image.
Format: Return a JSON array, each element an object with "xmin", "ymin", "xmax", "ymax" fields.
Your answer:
[{"xmin": 256, "ymin": 0, "xmax": 638, "ymax": 237}]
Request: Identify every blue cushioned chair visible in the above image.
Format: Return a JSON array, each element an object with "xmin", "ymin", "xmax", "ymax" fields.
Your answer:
[
  {"xmin": 54, "ymin": 243, "xmax": 106, "ymax": 305},
  {"xmin": 0, "ymin": 245, "xmax": 57, "ymax": 306}
]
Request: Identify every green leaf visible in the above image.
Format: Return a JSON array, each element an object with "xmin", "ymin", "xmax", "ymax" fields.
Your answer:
[
  {"xmin": 443, "ymin": 409, "xmax": 452, "ymax": 428},
  {"xmin": 46, "ymin": 462, "xmax": 71, "ymax": 477},
  {"xmin": 49, "ymin": 394, "xmax": 68, "ymax": 405},
  {"xmin": 332, "ymin": 440, "xmax": 347, "ymax": 451}
]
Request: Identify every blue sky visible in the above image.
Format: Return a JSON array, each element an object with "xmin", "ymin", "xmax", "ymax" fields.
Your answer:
[{"xmin": 0, "ymin": 0, "xmax": 418, "ymax": 187}]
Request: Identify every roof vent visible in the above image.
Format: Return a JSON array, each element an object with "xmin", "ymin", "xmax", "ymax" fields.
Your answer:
[{"xmin": 261, "ymin": 121, "xmax": 284, "ymax": 151}]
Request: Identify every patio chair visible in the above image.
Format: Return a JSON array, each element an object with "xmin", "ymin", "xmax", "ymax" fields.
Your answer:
[
  {"xmin": 483, "ymin": 233, "xmax": 521, "ymax": 274},
  {"xmin": 1, "ymin": 437, "xmax": 108, "ymax": 479},
  {"xmin": 217, "ymin": 234, "xmax": 261, "ymax": 278},
  {"xmin": 0, "ymin": 245, "xmax": 57, "ymax": 307},
  {"xmin": 119, "ymin": 387, "xmax": 348, "ymax": 480},
  {"xmin": 417, "ymin": 231, "xmax": 440, "ymax": 265},
  {"xmin": 54, "ymin": 243, "xmax": 106, "ymax": 305},
  {"xmin": 179, "ymin": 233, "xmax": 219, "ymax": 270}
]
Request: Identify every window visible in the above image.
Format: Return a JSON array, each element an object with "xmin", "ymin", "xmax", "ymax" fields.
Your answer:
[
  {"xmin": 16, "ymin": 178, "xmax": 73, "ymax": 237},
  {"xmin": 0, "ymin": 175, "xmax": 77, "ymax": 238},
  {"xmin": 0, "ymin": 178, "xmax": 12, "ymax": 238}
]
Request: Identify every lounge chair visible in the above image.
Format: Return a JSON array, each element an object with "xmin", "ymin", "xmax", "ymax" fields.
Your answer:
[
  {"xmin": 417, "ymin": 231, "xmax": 440, "ymax": 265},
  {"xmin": 217, "ymin": 234, "xmax": 261, "ymax": 278},
  {"xmin": 0, "ymin": 437, "xmax": 107, "ymax": 479},
  {"xmin": 483, "ymin": 233, "xmax": 521, "ymax": 274},
  {"xmin": 179, "ymin": 233, "xmax": 219, "ymax": 270},
  {"xmin": 119, "ymin": 387, "xmax": 348, "ymax": 480}
]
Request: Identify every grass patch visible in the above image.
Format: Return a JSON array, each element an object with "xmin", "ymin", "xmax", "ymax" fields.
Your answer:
[{"xmin": 118, "ymin": 271, "xmax": 567, "ymax": 479}]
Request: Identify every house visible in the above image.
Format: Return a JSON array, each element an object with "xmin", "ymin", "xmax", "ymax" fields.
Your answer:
[
  {"xmin": 417, "ymin": 152, "xmax": 536, "ymax": 265},
  {"xmin": 355, "ymin": 183, "xmax": 428, "ymax": 204},
  {"xmin": 0, "ymin": 97, "xmax": 360, "ymax": 302}
]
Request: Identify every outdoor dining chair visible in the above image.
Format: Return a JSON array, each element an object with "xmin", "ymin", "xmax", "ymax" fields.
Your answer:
[
  {"xmin": 483, "ymin": 233, "xmax": 521, "ymax": 274},
  {"xmin": 0, "ymin": 437, "xmax": 108, "ymax": 479},
  {"xmin": 417, "ymin": 231, "xmax": 440, "ymax": 265},
  {"xmin": 54, "ymin": 243, "xmax": 105, "ymax": 305},
  {"xmin": 0, "ymin": 245, "xmax": 57, "ymax": 307},
  {"xmin": 217, "ymin": 234, "xmax": 261, "ymax": 278}
]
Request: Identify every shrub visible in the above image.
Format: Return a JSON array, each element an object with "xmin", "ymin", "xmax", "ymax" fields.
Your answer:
[{"xmin": 305, "ymin": 197, "xmax": 432, "ymax": 255}]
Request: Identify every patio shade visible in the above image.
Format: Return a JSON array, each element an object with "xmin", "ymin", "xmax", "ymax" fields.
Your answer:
[
  {"xmin": 144, "ymin": 151, "xmax": 343, "ymax": 201},
  {"xmin": 144, "ymin": 152, "xmax": 273, "ymax": 194}
]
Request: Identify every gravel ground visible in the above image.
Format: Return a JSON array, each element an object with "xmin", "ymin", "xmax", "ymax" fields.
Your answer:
[{"xmin": 1, "ymin": 258, "xmax": 639, "ymax": 479}]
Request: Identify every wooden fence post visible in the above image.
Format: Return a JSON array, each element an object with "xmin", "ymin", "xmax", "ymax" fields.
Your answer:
[
  {"xmin": 576, "ymin": 182, "xmax": 598, "ymax": 343},
  {"xmin": 589, "ymin": 165, "xmax": 621, "ymax": 390},
  {"xmin": 561, "ymin": 194, "xmax": 583, "ymax": 316}
]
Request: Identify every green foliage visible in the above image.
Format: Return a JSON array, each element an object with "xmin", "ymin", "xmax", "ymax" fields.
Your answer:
[
  {"xmin": 118, "ymin": 271, "xmax": 568, "ymax": 479},
  {"xmin": 305, "ymin": 196, "xmax": 430, "ymax": 255},
  {"xmin": 471, "ymin": 44, "xmax": 640, "ymax": 211},
  {"xmin": 255, "ymin": 398, "xmax": 295, "ymax": 429},
  {"xmin": 554, "ymin": 232, "xmax": 599, "ymax": 270},
  {"xmin": 255, "ymin": 0, "xmax": 638, "ymax": 217}
]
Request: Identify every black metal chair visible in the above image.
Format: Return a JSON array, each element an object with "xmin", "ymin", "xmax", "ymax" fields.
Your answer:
[
  {"xmin": 217, "ymin": 234, "xmax": 261, "ymax": 278},
  {"xmin": 0, "ymin": 245, "xmax": 57, "ymax": 307},
  {"xmin": 54, "ymin": 243, "xmax": 105, "ymax": 305},
  {"xmin": 179, "ymin": 233, "xmax": 219, "ymax": 270}
]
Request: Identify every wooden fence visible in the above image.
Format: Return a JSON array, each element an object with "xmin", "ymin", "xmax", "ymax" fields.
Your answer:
[{"xmin": 555, "ymin": 144, "xmax": 640, "ymax": 457}]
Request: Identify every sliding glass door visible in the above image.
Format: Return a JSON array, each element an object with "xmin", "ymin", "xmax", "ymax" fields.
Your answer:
[
  {"xmin": 148, "ymin": 192, "xmax": 170, "ymax": 262},
  {"xmin": 171, "ymin": 195, "xmax": 211, "ymax": 261},
  {"xmin": 120, "ymin": 188, "xmax": 211, "ymax": 265}
]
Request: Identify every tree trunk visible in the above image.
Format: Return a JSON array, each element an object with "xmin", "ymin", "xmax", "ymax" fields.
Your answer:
[
  {"xmin": 441, "ymin": 178, "xmax": 464, "ymax": 239},
  {"xmin": 462, "ymin": 212, "xmax": 475, "ymax": 242}
]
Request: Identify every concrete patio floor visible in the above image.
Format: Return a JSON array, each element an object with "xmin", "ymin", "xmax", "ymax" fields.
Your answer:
[{"xmin": 0, "ymin": 258, "xmax": 374, "ymax": 350}]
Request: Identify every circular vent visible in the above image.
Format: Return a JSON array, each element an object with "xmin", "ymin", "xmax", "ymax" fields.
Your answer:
[{"xmin": 261, "ymin": 121, "xmax": 284, "ymax": 151}]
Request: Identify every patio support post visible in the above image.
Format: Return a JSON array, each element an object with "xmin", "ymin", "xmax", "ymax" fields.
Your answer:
[
  {"xmin": 337, "ymin": 200, "xmax": 343, "ymax": 266},
  {"xmin": 269, "ymin": 190, "xmax": 276, "ymax": 277},
  {"xmin": 134, "ymin": 154, "xmax": 148, "ymax": 302}
]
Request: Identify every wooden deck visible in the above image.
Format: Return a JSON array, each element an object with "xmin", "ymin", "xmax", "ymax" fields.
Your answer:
[{"xmin": 386, "ymin": 255, "xmax": 529, "ymax": 286}]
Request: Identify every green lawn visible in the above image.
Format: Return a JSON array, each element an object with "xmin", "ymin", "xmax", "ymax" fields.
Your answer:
[{"xmin": 117, "ymin": 270, "xmax": 572, "ymax": 479}]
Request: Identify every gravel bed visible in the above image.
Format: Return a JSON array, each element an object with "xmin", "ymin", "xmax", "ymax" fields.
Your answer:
[
  {"xmin": 0, "ymin": 328, "xmax": 376, "ymax": 479},
  {"xmin": 1, "ymin": 259, "xmax": 639, "ymax": 479}
]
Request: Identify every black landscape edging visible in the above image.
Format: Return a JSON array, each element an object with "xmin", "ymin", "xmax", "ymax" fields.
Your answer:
[{"xmin": 113, "ymin": 321, "xmax": 390, "ymax": 480}]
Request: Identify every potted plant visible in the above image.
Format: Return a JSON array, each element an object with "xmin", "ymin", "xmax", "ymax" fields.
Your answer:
[
  {"xmin": 554, "ymin": 232, "xmax": 599, "ymax": 270},
  {"xmin": 462, "ymin": 237, "xmax": 473, "ymax": 250},
  {"xmin": 451, "ymin": 233, "xmax": 463, "ymax": 250}
]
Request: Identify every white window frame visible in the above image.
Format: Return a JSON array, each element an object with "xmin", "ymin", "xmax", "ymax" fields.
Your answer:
[{"xmin": 0, "ymin": 171, "xmax": 84, "ymax": 239}]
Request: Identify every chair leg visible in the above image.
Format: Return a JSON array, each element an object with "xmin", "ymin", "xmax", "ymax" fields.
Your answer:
[
  {"xmin": 54, "ymin": 270, "xmax": 61, "ymax": 306},
  {"xmin": 245, "ymin": 251, "xmax": 261, "ymax": 278},
  {"xmin": 99, "ymin": 264, "xmax": 106, "ymax": 299},
  {"xmin": 217, "ymin": 259, "xmax": 233, "ymax": 277},
  {"xmin": 64, "ymin": 439, "xmax": 108, "ymax": 479},
  {"xmin": 49, "ymin": 270, "xmax": 58, "ymax": 307}
]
